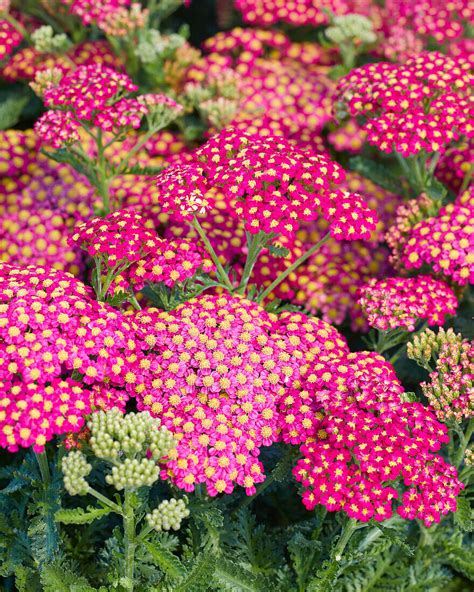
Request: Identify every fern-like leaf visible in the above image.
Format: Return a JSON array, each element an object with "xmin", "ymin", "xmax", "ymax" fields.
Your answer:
[{"xmin": 55, "ymin": 506, "xmax": 113, "ymax": 525}]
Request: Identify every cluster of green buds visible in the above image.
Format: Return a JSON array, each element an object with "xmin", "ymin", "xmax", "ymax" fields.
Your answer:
[
  {"xmin": 408, "ymin": 327, "xmax": 464, "ymax": 370},
  {"xmin": 31, "ymin": 25, "xmax": 71, "ymax": 54},
  {"xmin": 61, "ymin": 409, "xmax": 176, "ymax": 495},
  {"xmin": 465, "ymin": 447, "xmax": 474, "ymax": 467},
  {"xmin": 146, "ymin": 498, "xmax": 190, "ymax": 532},
  {"xmin": 29, "ymin": 67, "xmax": 64, "ymax": 98},
  {"xmin": 89, "ymin": 409, "xmax": 176, "ymax": 463},
  {"xmin": 106, "ymin": 458, "xmax": 160, "ymax": 491},
  {"xmin": 326, "ymin": 14, "xmax": 377, "ymax": 45},
  {"xmin": 136, "ymin": 30, "xmax": 184, "ymax": 65},
  {"xmin": 200, "ymin": 97, "xmax": 239, "ymax": 130},
  {"xmin": 184, "ymin": 69, "xmax": 241, "ymax": 130},
  {"xmin": 62, "ymin": 450, "xmax": 92, "ymax": 496},
  {"xmin": 324, "ymin": 12, "xmax": 376, "ymax": 73}
]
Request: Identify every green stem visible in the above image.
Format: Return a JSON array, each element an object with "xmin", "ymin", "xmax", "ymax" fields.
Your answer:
[
  {"xmin": 123, "ymin": 490, "xmax": 137, "ymax": 592},
  {"xmin": 100, "ymin": 267, "xmax": 117, "ymax": 301},
  {"xmin": 459, "ymin": 162, "xmax": 473, "ymax": 195},
  {"xmin": 96, "ymin": 129, "xmax": 112, "ymax": 215},
  {"xmin": 87, "ymin": 487, "xmax": 123, "ymax": 515},
  {"xmin": 116, "ymin": 128, "xmax": 158, "ymax": 174},
  {"xmin": 191, "ymin": 217, "xmax": 233, "ymax": 291},
  {"xmin": 35, "ymin": 452, "xmax": 51, "ymax": 485},
  {"xmin": 427, "ymin": 152, "xmax": 441, "ymax": 177},
  {"xmin": 128, "ymin": 292, "xmax": 142, "ymax": 311},
  {"xmin": 454, "ymin": 420, "xmax": 474, "ymax": 468},
  {"xmin": 411, "ymin": 155, "xmax": 426, "ymax": 192},
  {"xmin": 235, "ymin": 232, "xmax": 268, "ymax": 295},
  {"xmin": 256, "ymin": 232, "xmax": 331, "ymax": 304},
  {"xmin": 388, "ymin": 346, "xmax": 404, "ymax": 366},
  {"xmin": 334, "ymin": 517, "xmax": 358, "ymax": 560}
]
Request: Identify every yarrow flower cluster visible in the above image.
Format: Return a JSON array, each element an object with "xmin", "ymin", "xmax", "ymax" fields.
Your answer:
[
  {"xmin": 131, "ymin": 295, "xmax": 310, "ymax": 496},
  {"xmin": 335, "ymin": 52, "xmax": 473, "ymax": 156},
  {"xmin": 156, "ymin": 129, "xmax": 378, "ymax": 241},
  {"xmin": 234, "ymin": 0, "xmax": 350, "ymax": 27},
  {"xmin": 0, "ymin": 18, "xmax": 22, "ymax": 62},
  {"xmin": 399, "ymin": 202, "xmax": 474, "ymax": 286},
  {"xmin": 358, "ymin": 276, "xmax": 458, "ymax": 332},
  {"xmin": 61, "ymin": 0, "xmax": 131, "ymax": 27},
  {"xmin": 0, "ymin": 264, "xmax": 141, "ymax": 452},
  {"xmin": 1, "ymin": 39, "xmax": 121, "ymax": 83},
  {"xmin": 71, "ymin": 209, "xmax": 213, "ymax": 296},
  {"xmin": 291, "ymin": 351, "xmax": 463, "ymax": 526}
]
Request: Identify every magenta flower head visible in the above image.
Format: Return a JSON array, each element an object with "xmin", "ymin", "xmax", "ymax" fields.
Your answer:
[
  {"xmin": 335, "ymin": 52, "xmax": 473, "ymax": 156},
  {"xmin": 358, "ymin": 275, "xmax": 458, "ymax": 332},
  {"xmin": 400, "ymin": 202, "xmax": 474, "ymax": 286},
  {"xmin": 71, "ymin": 208, "xmax": 213, "ymax": 296},
  {"xmin": 0, "ymin": 263, "xmax": 142, "ymax": 452},
  {"xmin": 155, "ymin": 128, "xmax": 378, "ymax": 241},
  {"xmin": 130, "ymin": 295, "xmax": 322, "ymax": 497},
  {"xmin": 291, "ymin": 351, "xmax": 463, "ymax": 527}
]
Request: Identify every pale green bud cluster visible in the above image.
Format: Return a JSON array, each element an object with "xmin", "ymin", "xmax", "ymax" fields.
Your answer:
[
  {"xmin": 326, "ymin": 14, "xmax": 376, "ymax": 45},
  {"xmin": 146, "ymin": 498, "xmax": 190, "ymax": 531},
  {"xmin": 465, "ymin": 447, "xmax": 474, "ymax": 467},
  {"xmin": 88, "ymin": 408, "xmax": 176, "ymax": 463},
  {"xmin": 136, "ymin": 30, "xmax": 184, "ymax": 64},
  {"xmin": 106, "ymin": 457, "xmax": 160, "ymax": 490},
  {"xmin": 200, "ymin": 97, "xmax": 239, "ymax": 130},
  {"xmin": 407, "ymin": 327, "xmax": 463, "ymax": 369},
  {"xmin": 61, "ymin": 450, "xmax": 92, "ymax": 496},
  {"xmin": 31, "ymin": 25, "xmax": 71, "ymax": 54},
  {"xmin": 30, "ymin": 67, "xmax": 63, "ymax": 98},
  {"xmin": 185, "ymin": 83, "xmax": 213, "ymax": 106}
]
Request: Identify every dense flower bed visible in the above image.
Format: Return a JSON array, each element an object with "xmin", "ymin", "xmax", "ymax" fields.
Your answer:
[{"xmin": 0, "ymin": 1, "xmax": 472, "ymax": 591}]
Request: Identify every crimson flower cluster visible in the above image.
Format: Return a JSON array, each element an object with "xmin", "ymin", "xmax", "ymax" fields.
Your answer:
[
  {"xmin": 0, "ymin": 264, "xmax": 138, "ymax": 452},
  {"xmin": 0, "ymin": 18, "xmax": 22, "ymax": 62},
  {"xmin": 71, "ymin": 209, "xmax": 213, "ymax": 294},
  {"xmin": 131, "ymin": 295, "xmax": 294, "ymax": 496},
  {"xmin": 61, "ymin": 0, "xmax": 131, "ymax": 27},
  {"xmin": 400, "ymin": 201, "xmax": 474, "ymax": 286},
  {"xmin": 156, "ymin": 129, "xmax": 378, "ymax": 241},
  {"xmin": 234, "ymin": 0, "xmax": 348, "ymax": 27},
  {"xmin": 358, "ymin": 276, "xmax": 458, "ymax": 332},
  {"xmin": 291, "ymin": 352, "xmax": 462, "ymax": 526},
  {"xmin": 335, "ymin": 52, "xmax": 473, "ymax": 156}
]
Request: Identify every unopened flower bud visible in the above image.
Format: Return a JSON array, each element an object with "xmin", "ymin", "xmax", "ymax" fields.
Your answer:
[
  {"xmin": 326, "ymin": 14, "xmax": 376, "ymax": 45},
  {"xmin": 31, "ymin": 25, "xmax": 71, "ymax": 54},
  {"xmin": 61, "ymin": 450, "xmax": 91, "ymax": 496},
  {"xmin": 200, "ymin": 97, "xmax": 238, "ymax": 130},
  {"xmin": 30, "ymin": 67, "xmax": 63, "ymax": 98},
  {"xmin": 106, "ymin": 457, "xmax": 160, "ymax": 490},
  {"xmin": 146, "ymin": 497, "xmax": 190, "ymax": 531}
]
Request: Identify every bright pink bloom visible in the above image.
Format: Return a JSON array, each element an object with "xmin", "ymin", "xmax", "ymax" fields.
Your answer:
[
  {"xmin": 34, "ymin": 110, "xmax": 80, "ymax": 149},
  {"xmin": 358, "ymin": 276, "xmax": 458, "ymax": 332}
]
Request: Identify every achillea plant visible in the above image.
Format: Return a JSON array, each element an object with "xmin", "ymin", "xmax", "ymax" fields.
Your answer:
[{"xmin": 0, "ymin": 2, "xmax": 472, "ymax": 591}]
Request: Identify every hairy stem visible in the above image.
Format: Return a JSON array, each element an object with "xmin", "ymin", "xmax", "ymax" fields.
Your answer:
[
  {"xmin": 123, "ymin": 489, "xmax": 137, "ymax": 592},
  {"xmin": 257, "ymin": 232, "xmax": 331, "ymax": 304},
  {"xmin": 191, "ymin": 217, "xmax": 233, "ymax": 291},
  {"xmin": 454, "ymin": 420, "xmax": 473, "ymax": 468},
  {"xmin": 235, "ymin": 232, "xmax": 269, "ymax": 295},
  {"xmin": 35, "ymin": 452, "xmax": 51, "ymax": 485},
  {"xmin": 87, "ymin": 487, "xmax": 123, "ymax": 514},
  {"xmin": 334, "ymin": 517, "xmax": 359, "ymax": 560}
]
